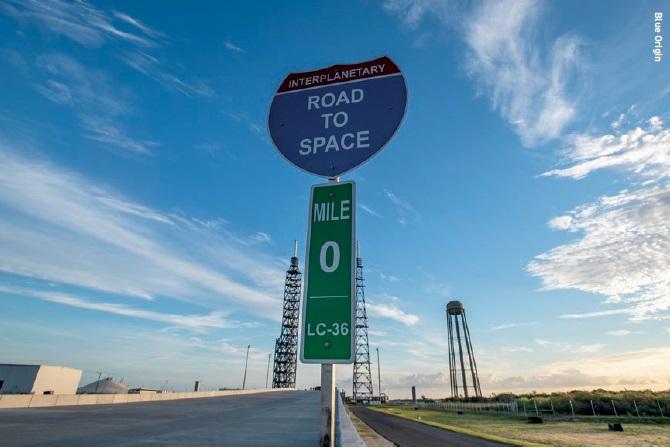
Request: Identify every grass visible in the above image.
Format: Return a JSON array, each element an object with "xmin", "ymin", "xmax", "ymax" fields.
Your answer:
[{"xmin": 370, "ymin": 404, "xmax": 670, "ymax": 446}]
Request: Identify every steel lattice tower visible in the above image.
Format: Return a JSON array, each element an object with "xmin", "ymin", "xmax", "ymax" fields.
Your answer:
[
  {"xmin": 353, "ymin": 242, "xmax": 374, "ymax": 402},
  {"xmin": 272, "ymin": 241, "xmax": 301, "ymax": 389},
  {"xmin": 445, "ymin": 300, "xmax": 482, "ymax": 398}
]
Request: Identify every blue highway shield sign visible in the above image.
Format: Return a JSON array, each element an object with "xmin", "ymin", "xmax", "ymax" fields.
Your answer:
[{"xmin": 268, "ymin": 56, "xmax": 407, "ymax": 177}]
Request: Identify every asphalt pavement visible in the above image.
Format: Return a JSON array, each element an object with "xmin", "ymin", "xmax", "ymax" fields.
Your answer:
[
  {"xmin": 0, "ymin": 390, "xmax": 320, "ymax": 446},
  {"xmin": 349, "ymin": 406, "xmax": 509, "ymax": 447}
]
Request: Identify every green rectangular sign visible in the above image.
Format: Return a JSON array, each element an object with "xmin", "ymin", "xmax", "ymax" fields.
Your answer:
[{"xmin": 300, "ymin": 181, "xmax": 355, "ymax": 364}]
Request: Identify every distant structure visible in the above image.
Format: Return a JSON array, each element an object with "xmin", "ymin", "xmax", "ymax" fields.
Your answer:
[
  {"xmin": 353, "ymin": 242, "xmax": 374, "ymax": 402},
  {"xmin": 0, "ymin": 364, "xmax": 82, "ymax": 395},
  {"xmin": 272, "ymin": 241, "xmax": 301, "ymax": 389},
  {"xmin": 445, "ymin": 301, "xmax": 482, "ymax": 398},
  {"xmin": 78, "ymin": 377, "xmax": 128, "ymax": 394}
]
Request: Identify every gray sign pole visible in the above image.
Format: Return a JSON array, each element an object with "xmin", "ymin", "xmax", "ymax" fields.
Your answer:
[{"xmin": 320, "ymin": 364, "xmax": 335, "ymax": 447}]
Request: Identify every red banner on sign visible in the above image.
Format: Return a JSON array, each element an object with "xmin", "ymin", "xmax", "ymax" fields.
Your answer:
[{"xmin": 277, "ymin": 56, "xmax": 401, "ymax": 93}]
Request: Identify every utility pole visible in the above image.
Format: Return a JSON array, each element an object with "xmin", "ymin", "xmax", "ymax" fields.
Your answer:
[
  {"xmin": 376, "ymin": 347, "xmax": 382, "ymax": 401},
  {"xmin": 266, "ymin": 353, "xmax": 272, "ymax": 389},
  {"xmin": 242, "ymin": 344, "xmax": 251, "ymax": 390},
  {"xmin": 94, "ymin": 371, "xmax": 103, "ymax": 394}
]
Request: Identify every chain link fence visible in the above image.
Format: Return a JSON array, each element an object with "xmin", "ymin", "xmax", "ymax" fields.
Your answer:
[{"xmin": 414, "ymin": 397, "xmax": 669, "ymax": 419}]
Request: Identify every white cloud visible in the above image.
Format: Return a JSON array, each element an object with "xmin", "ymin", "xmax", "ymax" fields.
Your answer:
[
  {"xmin": 490, "ymin": 321, "xmax": 537, "ymax": 331},
  {"xmin": 574, "ymin": 343, "xmax": 605, "ymax": 354},
  {"xmin": 122, "ymin": 50, "xmax": 215, "ymax": 98},
  {"xmin": 379, "ymin": 272, "xmax": 399, "ymax": 282},
  {"xmin": 112, "ymin": 11, "xmax": 163, "ymax": 39},
  {"xmin": 1, "ymin": 0, "xmax": 157, "ymax": 48},
  {"xmin": 384, "ymin": 189, "xmax": 420, "ymax": 224},
  {"xmin": 539, "ymin": 347, "xmax": 670, "ymax": 388},
  {"xmin": 367, "ymin": 302, "xmax": 419, "ymax": 326},
  {"xmin": 367, "ymin": 329, "xmax": 388, "ymax": 337},
  {"xmin": 606, "ymin": 329, "xmax": 631, "ymax": 336},
  {"xmin": 463, "ymin": 0, "xmax": 580, "ymax": 146},
  {"xmin": 250, "ymin": 232, "xmax": 271, "ymax": 244},
  {"xmin": 542, "ymin": 117, "xmax": 670, "ymax": 180},
  {"xmin": 0, "ymin": 146, "xmax": 284, "ymax": 320},
  {"xmin": 530, "ymin": 185, "xmax": 670, "ymax": 321},
  {"xmin": 34, "ymin": 53, "xmax": 155, "ymax": 155},
  {"xmin": 502, "ymin": 346, "xmax": 534, "ymax": 353},
  {"xmin": 0, "ymin": 286, "xmax": 256, "ymax": 331},
  {"xmin": 359, "ymin": 203, "xmax": 382, "ymax": 218},
  {"xmin": 80, "ymin": 115, "xmax": 157, "ymax": 155},
  {"xmin": 530, "ymin": 117, "xmax": 670, "ymax": 321},
  {"xmin": 611, "ymin": 113, "xmax": 626, "ymax": 129},
  {"xmin": 560, "ymin": 309, "xmax": 633, "ymax": 319},
  {"xmin": 226, "ymin": 112, "xmax": 269, "ymax": 143},
  {"xmin": 3, "ymin": 1, "xmax": 214, "ymax": 99},
  {"xmin": 385, "ymin": 0, "xmax": 581, "ymax": 146},
  {"xmin": 532, "ymin": 338, "xmax": 604, "ymax": 354},
  {"xmin": 383, "ymin": 345, "xmax": 670, "ymax": 395},
  {"xmin": 384, "ymin": 189, "xmax": 414, "ymax": 211},
  {"xmin": 224, "ymin": 40, "xmax": 245, "ymax": 53}
]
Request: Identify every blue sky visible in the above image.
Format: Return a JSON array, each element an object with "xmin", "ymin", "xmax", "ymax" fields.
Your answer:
[{"xmin": 1, "ymin": 0, "xmax": 669, "ymax": 398}]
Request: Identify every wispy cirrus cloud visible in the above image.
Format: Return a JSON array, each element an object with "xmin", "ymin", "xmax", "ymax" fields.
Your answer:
[
  {"xmin": 1, "ymin": 0, "xmax": 157, "ymax": 48},
  {"xmin": 121, "ymin": 50, "xmax": 215, "ymax": 98},
  {"xmin": 384, "ymin": 0, "xmax": 582, "ymax": 146},
  {"xmin": 463, "ymin": 0, "xmax": 581, "ymax": 146},
  {"xmin": 0, "ymin": 286, "xmax": 257, "ymax": 332},
  {"xmin": 490, "ymin": 321, "xmax": 537, "ymax": 331},
  {"xmin": 224, "ymin": 40, "xmax": 245, "ymax": 53},
  {"xmin": 541, "ymin": 117, "xmax": 669, "ymax": 180},
  {"xmin": 226, "ymin": 111, "xmax": 269, "ymax": 143},
  {"xmin": 384, "ymin": 189, "xmax": 420, "ymax": 224},
  {"xmin": 606, "ymin": 329, "xmax": 632, "ymax": 336},
  {"xmin": 359, "ymin": 203, "xmax": 382, "ymax": 218},
  {"xmin": 0, "ymin": 145, "xmax": 284, "ymax": 320},
  {"xmin": 34, "ymin": 53, "xmax": 156, "ymax": 155},
  {"xmin": 2, "ymin": 0, "xmax": 214, "ymax": 99},
  {"xmin": 367, "ymin": 300, "xmax": 419, "ymax": 326}
]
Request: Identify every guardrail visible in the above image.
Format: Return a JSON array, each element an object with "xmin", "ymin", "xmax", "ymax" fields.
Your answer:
[{"xmin": 0, "ymin": 388, "xmax": 293, "ymax": 409}]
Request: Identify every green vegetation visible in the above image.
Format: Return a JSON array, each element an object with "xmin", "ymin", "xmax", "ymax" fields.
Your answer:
[
  {"xmin": 493, "ymin": 390, "xmax": 670, "ymax": 417},
  {"xmin": 372, "ymin": 404, "xmax": 670, "ymax": 447}
]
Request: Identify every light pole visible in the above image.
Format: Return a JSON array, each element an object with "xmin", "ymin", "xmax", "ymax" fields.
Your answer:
[
  {"xmin": 266, "ymin": 353, "xmax": 272, "ymax": 389},
  {"xmin": 242, "ymin": 345, "xmax": 251, "ymax": 390},
  {"xmin": 376, "ymin": 348, "xmax": 382, "ymax": 401},
  {"xmin": 94, "ymin": 371, "xmax": 103, "ymax": 394}
]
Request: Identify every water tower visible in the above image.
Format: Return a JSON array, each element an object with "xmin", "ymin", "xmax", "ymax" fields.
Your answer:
[{"xmin": 445, "ymin": 300, "xmax": 482, "ymax": 398}]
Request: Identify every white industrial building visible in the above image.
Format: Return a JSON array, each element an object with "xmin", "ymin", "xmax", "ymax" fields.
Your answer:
[
  {"xmin": 78, "ymin": 377, "xmax": 128, "ymax": 394},
  {"xmin": 0, "ymin": 364, "xmax": 82, "ymax": 395}
]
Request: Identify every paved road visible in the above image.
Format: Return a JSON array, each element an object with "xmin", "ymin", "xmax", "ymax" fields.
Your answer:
[
  {"xmin": 0, "ymin": 391, "xmax": 320, "ymax": 446},
  {"xmin": 349, "ymin": 406, "xmax": 508, "ymax": 447}
]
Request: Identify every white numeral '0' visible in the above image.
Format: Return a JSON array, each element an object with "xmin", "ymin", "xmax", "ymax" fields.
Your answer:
[{"xmin": 319, "ymin": 241, "xmax": 340, "ymax": 273}]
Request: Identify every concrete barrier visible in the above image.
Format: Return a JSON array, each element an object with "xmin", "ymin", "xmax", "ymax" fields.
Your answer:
[
  {"xmin": 76, "ymin": 395, "xmax": 97, "ymax": 406},
  {"xmin": 0, "ymin": 388, "xmax": 293, "ymax": 409},
  {"xmin": 28, "ymin": 395, "xmax": 58, "ymax": 408},
  {"xmin": 95, "ymin": 395, "xmax": 115, "ymax": 405},
  {"xmin": 54, "ymin": 395, "xmax": 80, "ymax": 407},
  {"xmin": 0, "ymin": 395, "xmax": 32, "ymax": 408},
  {"xmin": 112, "ymin": 394, "xmax": 128, "ymax": 404}
]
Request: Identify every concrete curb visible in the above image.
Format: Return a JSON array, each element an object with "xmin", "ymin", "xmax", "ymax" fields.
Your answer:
[
  {"xmin": 336, "ymin": 393, "xmax": 365, "ymax": 447},
  {"xmin": 0, "ymin": 388, "xmax": 294, "ymax": 409}
]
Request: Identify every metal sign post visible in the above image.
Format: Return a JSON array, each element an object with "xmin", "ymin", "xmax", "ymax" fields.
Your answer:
[
  {"xmin": 320, "ymin": 364, "xmax": 335, "ymax": 447},
  {"xmin": 268, "ymin": 55, "xmax": 407, "ymax": 448}
]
